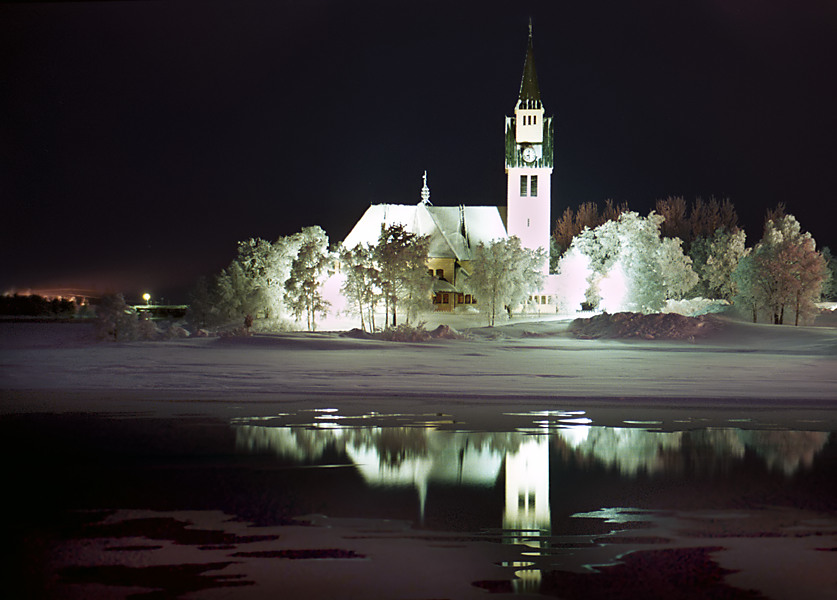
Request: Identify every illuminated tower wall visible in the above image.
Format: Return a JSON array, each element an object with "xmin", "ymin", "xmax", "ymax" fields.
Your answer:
[{"xmin": 505, "ymin": 23, "xmax": 554, "ymax": 275}]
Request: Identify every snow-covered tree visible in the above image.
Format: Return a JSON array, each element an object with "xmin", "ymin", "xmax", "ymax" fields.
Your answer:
[
  {"xmin": 467, "ymin": 236, "xmax": 545, "ymax": 326},
  {"xmin": 689, "ymin": 227, "xmax": 747, "ymax": 300},
  {"xmin": 821, "ymin": 247, "xmax": 837, "ymax": 301},
  {"xmin": 95, "ymin": 293, "xmax": 140, "ymax": 341},
  {"xmin": 569, "ymin": 212, "xmax": 698, "ymax": 313},
  {"xmin": 551, "ymin": 199, "xmax": 629, "ymax": 258},
  {"xmin": 738, "ymin": 215, "xmax": 827, "ymax": 325},
  {"xmin": 284, "ymin": 226, "xmax": 331, "ymax": 331},
  {"xmin": 339, "ymin": 243, "xmax": 380, "ymax": 332},
  {"xmin": 731, "ymin": 252, "xmax": 759, "ymax": 322},
  {"xmin": 374, "ymin": 224, "xmax": 432, "ymax": 327},
  {"xmin": 703, "ymin": 227, "xmax": 748, "ymax": 301}
]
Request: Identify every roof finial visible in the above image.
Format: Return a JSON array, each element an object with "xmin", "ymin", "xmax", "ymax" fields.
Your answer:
[
  {"xmin": 420, "ymin": 170, "xmax": 431, "ymax": 205},
  {"xmin": 529, "ymin": 17, "xmax": 533, "ymax": 38}
]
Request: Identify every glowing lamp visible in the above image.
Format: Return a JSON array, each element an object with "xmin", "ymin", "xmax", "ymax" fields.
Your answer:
[{"xmin": 143, "ymin": 293, "xmax": 151, "ymax": 305}]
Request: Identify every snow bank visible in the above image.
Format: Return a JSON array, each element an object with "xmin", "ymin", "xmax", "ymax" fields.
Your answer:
[{"xmin": 569, "ymin": 312, "xmax": 722, "ymax": 340}]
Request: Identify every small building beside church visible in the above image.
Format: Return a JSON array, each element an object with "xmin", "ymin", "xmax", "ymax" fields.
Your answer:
[{"xmin": 342, "ymin": 23, "xmax": 555, "ymax": 312}]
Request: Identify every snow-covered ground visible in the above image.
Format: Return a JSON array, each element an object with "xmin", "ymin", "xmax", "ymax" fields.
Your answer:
[{"xmin": 1, "ymin": 312, "xmax": 835, "ymax": 421}]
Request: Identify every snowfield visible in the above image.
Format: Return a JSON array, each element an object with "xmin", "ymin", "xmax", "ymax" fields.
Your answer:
[{"xmin": 1, "ymin": 313, "xmax": 835, "ymax": 421}]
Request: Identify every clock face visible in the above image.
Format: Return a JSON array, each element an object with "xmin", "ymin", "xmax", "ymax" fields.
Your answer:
[{"xmin": 522, "ymin": 146, "xmax": 536, "ymax": 163}]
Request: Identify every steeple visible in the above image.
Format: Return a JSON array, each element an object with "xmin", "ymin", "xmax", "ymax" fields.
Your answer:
[
  {"xmin": 420, "ymin": 170, "xmax": 431, "ymax": 205},
  {"xmin": 517, "ymin": 19, "xmax": 543, "ymax": 111},
  {"xmin": 505, "ymin": 19, "xmax": 554, "ymax": 275}
]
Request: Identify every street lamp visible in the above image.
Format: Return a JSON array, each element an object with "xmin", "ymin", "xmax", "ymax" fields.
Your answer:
[{"xmin": 143, "ymin": 293, "xmax": 151, "ymax": 306}]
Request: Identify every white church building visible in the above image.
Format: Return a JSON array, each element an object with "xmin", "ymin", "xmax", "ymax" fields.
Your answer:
[{"xmin": 343, "ymin": 24, "xmax": 555, "ymax": 312}]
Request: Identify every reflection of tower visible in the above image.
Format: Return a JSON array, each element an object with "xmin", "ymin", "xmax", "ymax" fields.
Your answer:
[
  {"xmin": 503, "ymin": 435, "xmax": 550, "ymax": 593},
  {"xmin": 503, "ymin": 435, "xmax": 551, "ymax": 537}
]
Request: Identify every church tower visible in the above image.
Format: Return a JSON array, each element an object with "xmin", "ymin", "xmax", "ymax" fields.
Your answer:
[{"xmin": 505, "ymin": 22, "xmax": 553, "ymax": 273}]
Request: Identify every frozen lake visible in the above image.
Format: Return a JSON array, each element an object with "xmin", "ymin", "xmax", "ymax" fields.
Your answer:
[{"xmin": 5, "ymin": 408, "xmax": 836, "ymax": 599}]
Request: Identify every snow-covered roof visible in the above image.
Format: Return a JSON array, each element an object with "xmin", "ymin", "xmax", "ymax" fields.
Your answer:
[{"xmin": 342, "ymin": 203, "xmax": 508, "ymax": 261}]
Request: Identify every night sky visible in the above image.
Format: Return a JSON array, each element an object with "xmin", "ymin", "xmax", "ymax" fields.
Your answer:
[{"xmin": 3, "ymin": 0, "xmax": 836, "ymax": 302}]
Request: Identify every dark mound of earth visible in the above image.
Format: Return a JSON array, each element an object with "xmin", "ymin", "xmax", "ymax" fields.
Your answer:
[{"xmin": 569, "ymin": 312, "xmax": 723, "ymax": 340}]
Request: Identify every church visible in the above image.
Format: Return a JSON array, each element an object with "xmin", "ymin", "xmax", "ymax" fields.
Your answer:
[{"xmin": 342, "ymin": 24, "xmax": 554, "ymax": 312}]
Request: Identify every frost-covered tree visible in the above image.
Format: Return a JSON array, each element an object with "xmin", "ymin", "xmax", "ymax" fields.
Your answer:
[
  {"xmin": 284, "ymin": 226, "xmax": 331, "ymax": 331},
  {"xmin": 735, "ymin": 215, "xmax": 827, "ymax": 325},
  {"xmin": 569, "ymin": 212, "xmax": 698, "ymax": 313},
  {"xmin": 703, "ymin": 227, "xmax": 748, "ymax": 301},
  {"xmin": 374, "ymin": 224, "xmax": 432, "ymax": 327},
  {"xmin": 467, "ymin": 237, "xmax": 545, "ymax": 326},
  {"xmin": 551, "ymin": 199, "xmax": 629, "ymax": 258},
  {"xmin": 339, "ymin": 243, "xmax": 380, "ymax": 332},
  {"xmin": 820, "ymin": 247, "xmax": 837, "ymax": 301},
  {"xmin": 95, "ymin": 293, "xmax": 140, "ymax": 341},
  {"xmin": 731, "ymin": 252, "xmax": 759, "ymax": 322},
  {"xmin": 235, "ymin": 236, "xmax": 298, "ymax": 322},
  {"xmin": 689, "ymin": 227, "xmax": 747, "ymax": 301},
  {"xmin": 187, "ymin": 227, "xmax": 326, "ymax": 330},
  {"xmin": 753, "ymin": 215, "xmax": 826, "ymax": 325}
]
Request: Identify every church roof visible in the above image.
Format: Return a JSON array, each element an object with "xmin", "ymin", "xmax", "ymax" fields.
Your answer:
[
  {"xmin": 342, "ymin": 203, "xmax": 508, "ymax": 261},
  {"xmin": 517, "ymin": 22, "xmax": 543, "ymax": 110}
]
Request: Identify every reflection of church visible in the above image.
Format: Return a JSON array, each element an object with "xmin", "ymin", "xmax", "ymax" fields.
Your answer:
[
  {"xmin": 342, "ymin": 23, "xmax": 555, "ymax": 311},
  {"xmin": 235, "ymin": 421, "xmax": 830, "ymax": 594},
  {"xmin": 235, "ymin": 425, "xmax": 551, "ymax": 532}
]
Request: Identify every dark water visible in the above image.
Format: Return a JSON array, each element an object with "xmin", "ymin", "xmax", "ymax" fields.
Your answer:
[{"xmin": 4, "ymin": 409, "xmax": 837, "ymax": 599}]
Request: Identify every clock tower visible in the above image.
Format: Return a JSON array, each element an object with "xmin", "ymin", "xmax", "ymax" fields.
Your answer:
[{"xmin": 505, "ymin": 22, "xmax": 553, "ymax": 274}]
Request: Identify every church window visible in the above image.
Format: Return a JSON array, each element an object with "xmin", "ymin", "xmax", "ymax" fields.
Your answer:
[
  {"xmin": 530, "ymin": 175, "xmax": 538, "ymax": 197},
  {"xmin": 520, "ymin": 175, "xmax": 528, "ymax": 196},
  {"xmin": 464, "ymin": 294, "xmax": 472, "ymax": 304},
  {"xmin": 457, "ymin": 293, "xmax": 464, "ymax": 304},
  {"xmin": 533, "ymin": 115, "xmax": 537, "ymax": 125}
]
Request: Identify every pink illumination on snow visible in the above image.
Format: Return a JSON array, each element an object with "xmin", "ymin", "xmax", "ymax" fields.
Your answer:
[
  {"xmin": 599, "ymin": 261, "xmax": 628, "ymax": 313},
  {"xmin": 554, "ymin": 248, "xmax": 591, "ymax": 312}
]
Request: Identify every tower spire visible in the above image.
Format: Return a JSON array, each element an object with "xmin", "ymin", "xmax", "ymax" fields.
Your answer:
[{"xmin": 517, "ymin": 20, "xmax": 542, "ymax": 110}]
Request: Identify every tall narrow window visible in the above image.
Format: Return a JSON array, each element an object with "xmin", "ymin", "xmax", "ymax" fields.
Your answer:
[
  {"xmin": 530, "ymin": 175, "xmax": 538, "ymax": 197},
  {"xmin": 520, "ymin": 175, "xmax": 528, "ymax": 196}
]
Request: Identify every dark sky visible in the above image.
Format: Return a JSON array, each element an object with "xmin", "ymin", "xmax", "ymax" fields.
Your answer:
[{"xmin": 2, "ymin": 0, "xmax": 836, "ymax": 302}]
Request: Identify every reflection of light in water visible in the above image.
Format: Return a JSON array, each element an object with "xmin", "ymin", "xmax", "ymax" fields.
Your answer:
[
  {"xmin": 558, "ymin": 424, "xmax": 590, "ymax": 448},
  {"xmin": 736, "ymin": 430, "xmax": 830, "ymax": 475},
  {"xmin": 503, "ymin": 436, "xmax": 551, "ymax": 538},
  {"xmin": 235, "ymin": 421, "xmax": 831, "ymax": 547},
  {"xmin": 235, "ymin": 425, "xmax": 509, "ymax": 522},
  {"xmin": 556, "ymin": 426, "xmax": 683, "ymax": 475},
  {"xmin": 503, "ymin": 435, "xmax": 550, "ymax": 594},
  {"xmin": 572, "ymin": 507, "xmax": 656, "ymax": 524}
]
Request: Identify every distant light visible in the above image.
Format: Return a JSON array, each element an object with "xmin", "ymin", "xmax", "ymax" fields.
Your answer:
[{"xmin": 142, "ymin": 292, "xmax": 151, "ymax": 305}]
